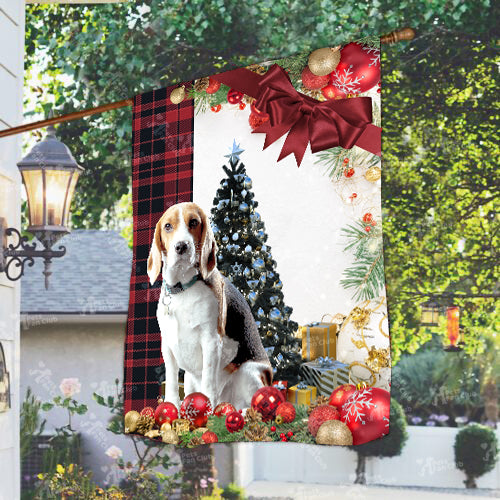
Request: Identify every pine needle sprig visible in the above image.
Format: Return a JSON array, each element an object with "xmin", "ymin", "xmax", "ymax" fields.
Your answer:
[
  {"xmin": 340, "ymin": 250, "xmax": 384, "ymax": 301},
  {"xmin": 353, "ymin": 35, "xmax": 380, "ymax": 49},
  {"xmin": 314, "ymin": 146, "xmax": 349, "ymax": 180},
  {"xmin": 342, "ymin": 221, "xmax": 382, "ymax": 258},
  {"xmin": 271, "ymin": 50, "xmax": 310, "ymax": 88}
]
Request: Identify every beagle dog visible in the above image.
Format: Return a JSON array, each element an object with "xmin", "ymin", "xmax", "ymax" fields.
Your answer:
[{"xmin": 148, "ymin": 202, "xmax": 272, "ymax": 410}]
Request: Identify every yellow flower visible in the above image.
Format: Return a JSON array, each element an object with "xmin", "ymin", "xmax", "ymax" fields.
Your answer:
[
  {"xmin": 56, "ymin": 464, "xmax": 65, "ymax": 474},
  {"xmin": 68, "ymin": 463, "xmax": 74, "ymax": 474},
  {"xmin": 37, "ymin": 473, "xmax": 44, "ymax": 480}
]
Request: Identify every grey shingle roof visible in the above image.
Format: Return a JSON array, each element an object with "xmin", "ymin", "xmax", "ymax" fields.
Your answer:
[{"xmin": 21, "ymin": 230, "xmax": 132, "ymax": 314}]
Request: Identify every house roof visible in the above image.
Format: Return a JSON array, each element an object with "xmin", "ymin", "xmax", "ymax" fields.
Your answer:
[{"xmin": 21, "ymin": 230, "xmax": 132, "ymax": 314}]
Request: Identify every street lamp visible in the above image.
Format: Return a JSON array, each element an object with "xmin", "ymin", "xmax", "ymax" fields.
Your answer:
[
  {"xmin": 420, "ymin": 299, "xmax": 440, "ymax": 327},
  {"xmin": 0, "ymin": 125, "xmax": 83, "ymax": 289}
]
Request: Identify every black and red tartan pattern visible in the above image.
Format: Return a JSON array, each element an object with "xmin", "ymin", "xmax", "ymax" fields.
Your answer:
[{"xmin": 124, "ymin": 85, "xmax": 194, "ymax": 413}]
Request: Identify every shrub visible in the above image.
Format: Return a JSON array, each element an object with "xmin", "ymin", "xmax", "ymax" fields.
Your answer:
[{"xmin": 454, "ymin": 423, "xmax": 498, "ymax": 488}]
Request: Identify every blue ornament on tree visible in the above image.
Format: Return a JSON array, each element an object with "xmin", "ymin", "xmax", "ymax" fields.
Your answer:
[
  {"xmin": 248, "ymin": 291, "xmax": 257, "ymax": 305},
  {"xmin": 244, "ymin": 176, "xmax": 252, "ymax": 189},
  {"xmin": 276, "ymin": 280, "xmax": 283, "ymax": 289},
  {"xmin": 241, "ymin": 190, "xmax": 247, "ymax": 197},
  {"xmin": 224, "ymin": 217, "xmax": 230, "ymax": 224},
  {"xmin": 270, "ymin": 308, "xmax": 282, "ymax": 320},
  {"xmin": 239, "ymin": 202, "xmax": 249, "ymax": 212},
  {"xmin": 252, "ymin": 258, "xmax": 265, "ymax": 270},
  {"xmin": 259, "ymin": 275, "xmax": 266, "ymax": 284},
  {"xmin": 257, "ymin": 307, "xmax": 265, "ymax": 318},
  {"xmin": 222, "ymin": 236, "xmax": 229, "ymax": 244},
  {"xmin": 248, "ymin": 280, "xmax": 259, "ymax": 289},
  {"xmin": 270, "ymin": 295, "xmax": 279, "ymax": 305},
  {"xmin": 245, "ymin": 245, "xmax": 252, "ymax": 252},
  {"xmin": 232, "ymin": 233, "xmax": 239, "ymax": 241},
  {"xmin": 243, "ymin": 267, "xmax": 251, "ymax": 277},
  {"xmin": 212, "ymin": 225, "xmax": 219, "ymax": 235}
]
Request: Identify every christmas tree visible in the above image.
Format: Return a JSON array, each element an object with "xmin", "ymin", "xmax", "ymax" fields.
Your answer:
[{"xmin": 210, "ymin": 142, "xmax": 301, "ymax": 383}]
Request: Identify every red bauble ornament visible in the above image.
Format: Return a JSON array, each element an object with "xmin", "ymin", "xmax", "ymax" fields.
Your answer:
[
  {"xmin": 180, "ymin": 392, "xmax": 213, "ymax": 428},
  {"xmin": 213, "ymin": 402, "xmax": 236, "ymax": 417},
  {"xmin": 329, "ymin": 384, "xmax": 357, "ymax": 410},
  {"xmin": 211, "ymin": 104, "xmax": 222, "ymax": 113},
  {"xmin": 341, "ymin": 387, "xmax": 390, "ymax": 445},
  {"xmin": 308, "ymin": 405, "xmax": 340, "ymax": 437},
  {"xmin": 275, "ymin": 402, "xmax": 296, "ymax": 423},
  {"xmin": 248, "ymin": 103, "xmax": 270, "ymax": 131},
  {"xmin": 330, "ymin": 42, "xmax": 380, "ymax": 98},
  {"xmin": 321, "ymin": 83, "xmax": 344, "ymax": 100},
  {"xmin": 270, "ymin": 425, "xmax": 276, "ymax": 432},
  {"xmin": 251, "ymin": 387, "xmax": 285, "ymax": 422},
  {"xmin": 225, "ymin": 410, "xmax": 245, "ymax": 433},
  {"xmin": 301, "ymin": 66, "xmax": 329, "ymax": 90},
  {"xmin": 140, "ymin": 406, "xmax": 155, "ymax": 418},
  {"xmin": 154, "ymin": 402, "xmax": 178, "ymax": 426},
  {"xmin": 206, "ymin": 77, "xmax": 221, "ymax": 94},
  {"xmin": 227, "ymin": 88, "xmax": 244, "ymax": 104},
  {"xmin": 202, "ymin": 430, "xmax": 219, "ymax": 444},
  {"xmin": 344, "ymin": 167, "xmax": 355, "ymax": 178}
]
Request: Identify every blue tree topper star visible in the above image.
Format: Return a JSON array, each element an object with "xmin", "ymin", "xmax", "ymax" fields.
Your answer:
[{"xmin": 225, "ymin": 140, "xmax": 245, "ymax": 163}]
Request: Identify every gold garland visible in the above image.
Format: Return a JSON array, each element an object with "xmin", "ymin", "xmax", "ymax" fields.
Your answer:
[
  {"xmin": 348, "ymin": 361, "xmax": 376, "ymax": 387},
  {"xmin": 365, "ymin": 345, "xmax": 391, "ymax": 373}
]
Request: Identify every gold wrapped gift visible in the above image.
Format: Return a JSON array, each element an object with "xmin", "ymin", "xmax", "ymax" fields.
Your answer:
[
  {"xmin": 299, "ymin": 320, "xmax": 337, "ymax": 361},
  {"xmin": 287, "ymin": 383, "xmax": 317, "ymax": 405}
]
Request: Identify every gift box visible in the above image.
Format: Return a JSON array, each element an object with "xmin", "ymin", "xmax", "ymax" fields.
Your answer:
[
  {"xmin": 272, "ymin": 380, "xmax": 288, "ymax": 399},
  {"xmin": 287, "ymin": 382, "xmax": 317, "ymax": 406},
  {"xmin": 160, "ymin": 381, "xmax": 185, "ymax": 401},
  {"xmin": 300, "ymin": 357, "xmax": 350, "ymax": 397},
  {"xmin": 299, "ymin": 321, "xmax": 337, "ymax": 361}
]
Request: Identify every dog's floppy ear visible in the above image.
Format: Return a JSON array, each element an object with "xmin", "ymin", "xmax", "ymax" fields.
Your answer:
[
  {"xmin": 199, "ymin": 210, "xmax": 217, "ymax": 280},
  {"xmin": 147, "ymin": 218, "xmax": 164, "ymax": 285}
]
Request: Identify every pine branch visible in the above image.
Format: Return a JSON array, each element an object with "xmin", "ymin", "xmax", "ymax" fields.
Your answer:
[
  {"xmin": 271, "ymin": 50, "xmax": 309, "ymax": 88},
  {"xmin": 340, "ymin": 250, "xmax": 384, "ymax": 301},
  {"xmin": 353, "ymin": 35, "xmax": 380, "ymax": 49},
  {"xmin": 187, "ymin": 83, "xmax": 230, "ymax": 115}
]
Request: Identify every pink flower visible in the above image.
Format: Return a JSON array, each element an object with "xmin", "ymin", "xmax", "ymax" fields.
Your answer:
[
  {"xmin": 105, "ymin": 445, "xmax": 123, "ymax": 460},
  {"xmin": 200, "ymin": 478, "xmax": 208, "ymax": 489},
  {"xmin": 59, "ymin": 378, "xmax": 81, "ymax": 398}
]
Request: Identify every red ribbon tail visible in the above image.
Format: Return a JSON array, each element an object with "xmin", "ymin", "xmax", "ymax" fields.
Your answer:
[
  {"xmin": 277, "ymin": 117, "xmax": 309, "ymax": 166},
  {"xmin": 355, "ymin": 123, "xmax": 381, "ymax": 156}
]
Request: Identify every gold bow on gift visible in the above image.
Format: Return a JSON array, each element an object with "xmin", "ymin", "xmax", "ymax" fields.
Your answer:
[{"xmin": 365, "ymin": 345, "xmax": 391, "ymax": 373}]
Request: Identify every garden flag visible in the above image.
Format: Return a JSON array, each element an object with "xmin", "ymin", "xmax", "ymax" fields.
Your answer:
[{"xmin": 123, "ymin": 39, "xmax": 391, "ymax": 447}]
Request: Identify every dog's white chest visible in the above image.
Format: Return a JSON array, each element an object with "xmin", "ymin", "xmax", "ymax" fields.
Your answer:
[{"xmin": 157, "ymin": 281, "xmax": 237, "ymax": 373}]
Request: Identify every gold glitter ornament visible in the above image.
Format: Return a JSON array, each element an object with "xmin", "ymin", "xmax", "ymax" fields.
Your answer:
[
  {"xmin": 172, "ymin": 418, "xmax": 191, "ymax": 435},
  {"xmin": 160, "ymin": 422, "xmax": 172, "ymax": 433},
  {"xmin": 162, "ymin": 429, "xmax": 180, "ymax": 445},
  {"xmin": 365, "ymin": 166, "xmax": 382, "ymax": 182},
  {"xmin": 124, "ymin": 410, "xmax": 140, "ymax": 434},
  {"xmin": 170, "ymin": 86, "xmax": 186, "ymax": 104},
  {"xmin": 316, "ymin": 419, "xmax": 353, "ymax": 446},
  {"xmin": 308, "ymin": 47, "xmax": 341, "ymax": 76},
  {"xmin": 365, "ymin": 346, "xmax": 391, "ymax": 373},
  {"xmin": 144, "ymin": 429, "xmax": 160, "ymax": 439},
  {"xmin": 275, "ymin": 415, "xmax": 283, "ymax": 425}
]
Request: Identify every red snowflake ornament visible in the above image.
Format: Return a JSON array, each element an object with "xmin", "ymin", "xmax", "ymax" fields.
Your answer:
[
  {"xmin": 330, "ymin": 43, "xmax": 380, "ymax": 98},
  {"xmin": 140, "ymin": 406, "xmax": 155, "ymax": 418},
  {"xmin": 340, "ymin": 387, "xmax": 390, "ymax": 445},
  {"xmin": 180, "ymin": 392, "xmax": 213, "ymax": 428},
  {"xmin": 329, "ymin": 384, "xmax": 357, "ymax": 410}
]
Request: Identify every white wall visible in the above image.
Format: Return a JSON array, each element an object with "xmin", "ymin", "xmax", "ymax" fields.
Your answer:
[
  {"xmin": 0, "ymin": 1, "xmax": 25, "ymax": 498},
  {"xmin": 237, "ymin": 426, "xmax": 500, "ymax": 489}
]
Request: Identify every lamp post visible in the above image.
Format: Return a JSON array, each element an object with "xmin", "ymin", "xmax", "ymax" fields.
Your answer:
[
  {"xmin": 420, "ymin": 299, "xmax": 440, "ymax": 327},
  {"xmin": 0, "ymin": 125, "xmax": 83, "ymax": 289}
]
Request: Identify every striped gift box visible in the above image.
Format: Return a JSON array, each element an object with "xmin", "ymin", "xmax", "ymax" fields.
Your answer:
[{"xmin": 300, "ymin": 358, "xmax": 350, "ymax": 397}]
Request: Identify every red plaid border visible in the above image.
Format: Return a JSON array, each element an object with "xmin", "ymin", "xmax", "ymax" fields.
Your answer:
[{"xmin": 124, "ymin": 85, "xmax": 194, "ymax": 413}]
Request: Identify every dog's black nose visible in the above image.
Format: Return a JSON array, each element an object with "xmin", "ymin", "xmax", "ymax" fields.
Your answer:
[{"xmin": 175, "ymin": 241, "xmax": 188, "ymax": 255}]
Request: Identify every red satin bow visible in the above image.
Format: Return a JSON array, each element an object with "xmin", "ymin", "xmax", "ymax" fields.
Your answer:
[{"xmin": 252, "ymin": 65, "xmax": 374, "ymax": 166}]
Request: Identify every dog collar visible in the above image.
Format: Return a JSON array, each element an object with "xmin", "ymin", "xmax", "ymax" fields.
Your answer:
[{"xmin": 163, "ymin": 273, "xmax": 201, "ymax": 295}]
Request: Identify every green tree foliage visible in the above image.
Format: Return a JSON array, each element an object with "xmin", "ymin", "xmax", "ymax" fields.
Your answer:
[
  {"xmin": 211, "ymin": 156, "xmax": 301, "ymax": 382},
  {"xmin": 454, "ymin": 423, "xmax": 498, "ymax": 488},
  {"xmin": 24, "ymin": 2, "xmax": 498, "ymax": 360}
]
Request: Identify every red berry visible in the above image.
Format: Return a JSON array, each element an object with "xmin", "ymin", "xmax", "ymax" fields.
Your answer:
[
  {"xmin": 362, "ymin": 213, "xmax": 373, "ymax": 223},
  {"xmin": 239, "ymin": 409, "xmax": 243, "ymax": 413},
  {"xmin": 211, "ymin": 104, "xmax": 222, "ymax": 113},
  {"xmin": 239, "ymin": 102, "xmax": 246, "ymax": 110},
  {"xmin": 365, "ymin": 226, "xmax": 371, "ymax": 232},
  {"xmin": 206, "ymin": 77, "xmax": 221, "ymax": 94},
  {"xmin": 343, "ymin": 158, "xmax": 349, "ymax": 164},
  {"xmin": 371, "ymin": 220, "xmax": 377, "ymax": 226},
  {"xmin": 287, "ymin": 431, "xmax": 293, "ymax": 438},
  {"xmin": 270, "ymin": 426, "xmax": 276, "ymax": 432},
  {"xmin": 279, "ymin": 433, "xmax": 286, "ymax": 439},
  {"xmin": 344, "ymin": 167, "xmax": 355, "ymax": 178},
  {"xmin": 281, "ymin": 437, "xmax": 287, "ymax": 442}
]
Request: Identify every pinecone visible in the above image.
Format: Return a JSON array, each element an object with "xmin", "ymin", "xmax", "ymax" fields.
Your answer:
[
  {"xmin": 246, "ymin": 64, "xmax": 267, "ymax": 75},
  {"xmin": 245, "ymin": 408, "xmax": 263, "ymax": 425},
  {"xmin": 189, "ymin": 435, "xmax": 205, "ymax": 447},
  {"xmin": 136, "ymin": 415, "xmax": 155, "ymax": 435},
  {"xmin": 194, "ymin": 77, "xmax": 210, "ymax": 92},
  {"xmin": 244, "ymin": 423, "xmax": 271, "ymax": 442},
  {"xmin": 307, "ymin": 395, "xmax": 330, "ymax": 415}
]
